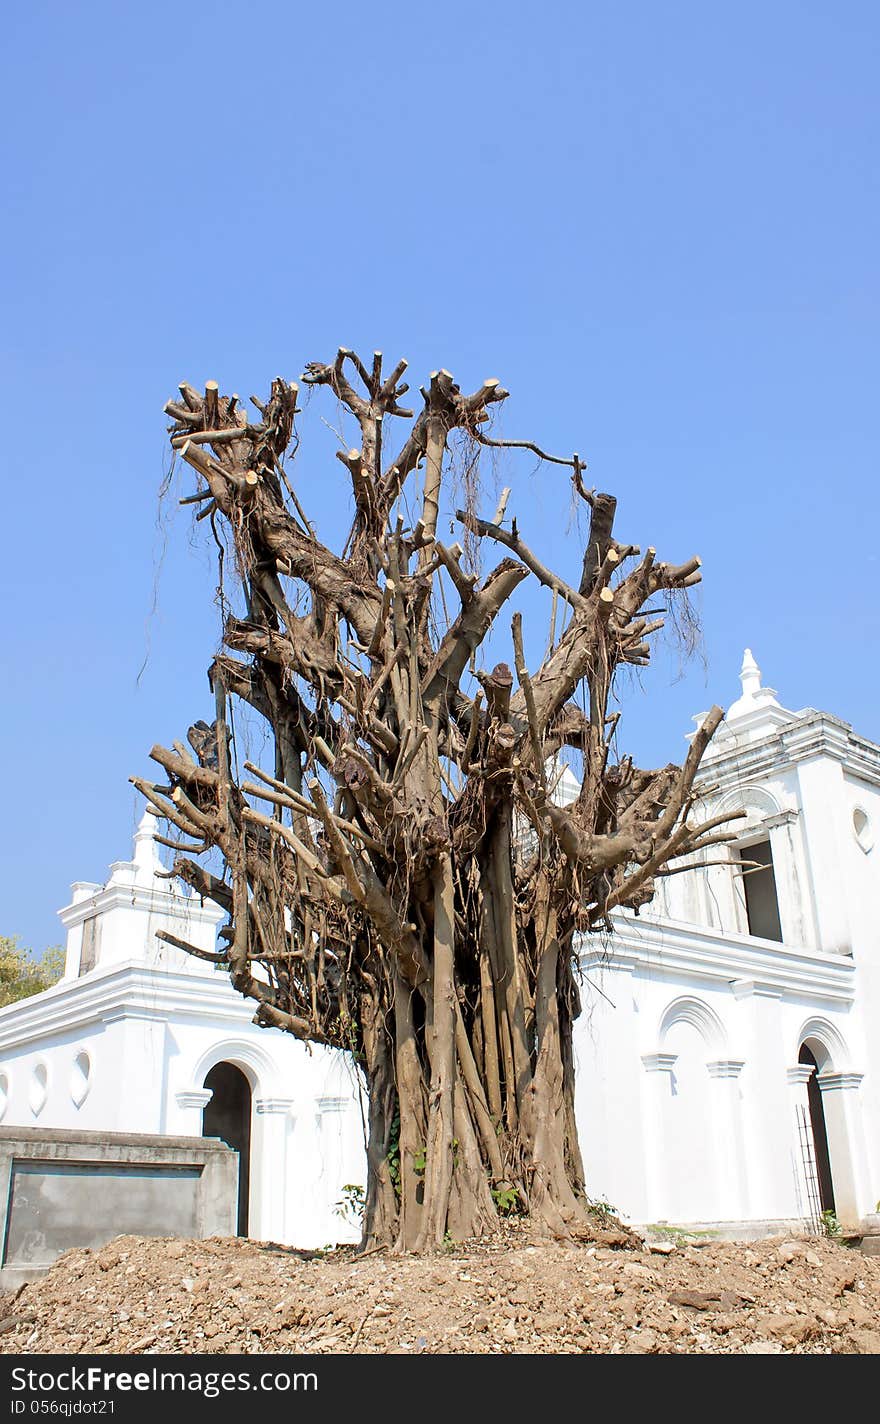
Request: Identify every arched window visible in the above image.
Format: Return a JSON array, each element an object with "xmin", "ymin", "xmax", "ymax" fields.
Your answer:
[
  {"xmin": 853, "ymin": 808, "xmax": 873, "ymax": 854},
  {"xmin": 29, "ymin": 1063, "xmax": 48, "ymax": 1117},
  {"xmin": 70, "ymin": 1050, "xmax": 92, "ymax": 1108}
]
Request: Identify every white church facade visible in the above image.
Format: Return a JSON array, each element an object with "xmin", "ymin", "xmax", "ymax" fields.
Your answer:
[
  {"xmin": 576, "ymin": 651, "xmax": 879, "ymax": 1234},
  {"xmin": 0, "ymin": 652, "xmax": 877, "ymax": 1244}
]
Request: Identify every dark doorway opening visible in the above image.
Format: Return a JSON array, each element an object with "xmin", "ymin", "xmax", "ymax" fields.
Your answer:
[
  {"xmin": 203, "ymin": 1061, "xmax": 251, "ymax": 1236},
  {"xmin": 798, "ymin": 1044, "xmax": 835, "ymax": 1213}
]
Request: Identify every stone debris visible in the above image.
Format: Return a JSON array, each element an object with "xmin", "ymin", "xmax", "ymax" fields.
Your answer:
[{"xmin": 0, "ymin": 1228, "xmax": 878, "ymax": 1355}]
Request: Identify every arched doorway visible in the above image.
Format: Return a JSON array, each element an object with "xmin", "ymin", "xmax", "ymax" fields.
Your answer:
[
  {"xmin": 203, "ymin": 1062, "xmax": 252, "ymax": 1236},
  {"xmin": 798, "ymin": 1043, "xmax": 835, "ymax": 1214}
]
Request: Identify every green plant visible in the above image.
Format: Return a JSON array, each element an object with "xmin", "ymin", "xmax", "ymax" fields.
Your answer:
[
  {"xmin": 0, "ymin": 936, "xmax": 64, "ymax": 1008},
  {"xmin": 820, "ymin": 1208, "xmax": 842, "ymax": 1239},
  {"xmin": 334, "ymin": 1183, "xmax": 366, "ymax": 1228},
  {"xmin": 491, "ymin": 1184, "xmax": 521, "ymax": 1216}
]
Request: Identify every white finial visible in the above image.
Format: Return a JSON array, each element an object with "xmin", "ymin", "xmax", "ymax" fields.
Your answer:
[
  {"xmin": 739, "ymin": 648, "xmax": 762, "ymax": 701},
  {"xmin": 133, "ymin": 808, "xmax": 161, "ymax": 880}
]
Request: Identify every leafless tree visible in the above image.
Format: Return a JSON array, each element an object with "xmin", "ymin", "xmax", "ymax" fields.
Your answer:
[{"xmin": 135, "ymin": 351, "xmax": 738, "ymax": 1249}]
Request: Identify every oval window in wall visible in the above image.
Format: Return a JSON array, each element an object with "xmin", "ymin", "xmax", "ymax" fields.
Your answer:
[
  {"xmin": 853, "ymin": 808, "xmax": 873, "ymax": 854},
  {"xmin": 70, "ymin": 1050, "xmax": 92, "ymax": 1108},
  {"xmin": 0, "ymin": 1071, "xmax": 8, "ymax": 1121},
  {"xmin": 29, "ymin": 1062, "xmax": 48, "ymax": 1117}
]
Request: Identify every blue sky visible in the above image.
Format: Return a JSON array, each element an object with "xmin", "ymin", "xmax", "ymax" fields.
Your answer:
[{"xmin": 1, "ymin": 2, "xmax": 878, "ymax": 952}]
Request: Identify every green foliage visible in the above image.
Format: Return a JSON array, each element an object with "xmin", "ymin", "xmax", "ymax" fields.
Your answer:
[
  {"xmin": 820, "ymin": 1208, "xmax": 842, "ymax": 1239},
  {"xmin": 0, "ymin": 936, "xmax": 64, "ymax": 1008},
  {"xmin": 491, "ymin": 1184, "xmax": 522, "ymax": 1216},
  {"xmin": 334, "ymin": 1183, "xmax": 366, "ymax": 1228}
]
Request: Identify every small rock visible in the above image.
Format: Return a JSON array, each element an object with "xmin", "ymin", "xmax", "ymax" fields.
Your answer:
[
  {"xmin": 850, "ymin": 1328, "xmax": 880, "ymax": 1354},
  {"xmin": 776, "ymin": 1241, "xmax": 806, "ymax": 1264},
  {"xmin": 668, "ymin": 1288, "xmax": 743, "ymax": 1312},
  {"xmin": 502, "ymin": 1319, "xmax": 517, "ymax": 1342},
  {"xmin": 648, "ymin": 1241, "xmax": 676, "ymax": 1255},
  {"xmin": 742, "ymin": 1340, "xmax": 783, "ymax": 1355},
  {"xmin": 539, "ymin": 1312, "xmax": 567, "ymax": 1330},
  {"xmin": 624, "ymin": 1328, "xmax": 658, "ymax": 1353},
  {"xmin": 757, "ymin": 1313, "xmax": 816, "ymax": 1345},
  {"xmin": 848, "ymin": 1300, "xmax": 872, "ymax": 1325},
  {"xmin": 0, "ymin": 1312, "xmax": 36, "ymax": 1335},
  {"xmin": 622, "ymin": 1263, "xmax": 655, "ymax": 1281}
]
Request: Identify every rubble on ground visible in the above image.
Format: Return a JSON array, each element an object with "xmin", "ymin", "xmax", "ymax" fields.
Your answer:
[{"xmin": 2, "ymin": 1224, "xmax": 878, "ymax": 1355}]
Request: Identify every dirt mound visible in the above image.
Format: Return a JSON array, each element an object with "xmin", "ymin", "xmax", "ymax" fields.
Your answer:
[{"xmin": 2, "ymin": 1227, "xmax": 878, "ymax": 1355}]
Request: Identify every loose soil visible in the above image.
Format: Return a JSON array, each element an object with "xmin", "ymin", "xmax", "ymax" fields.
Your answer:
[{"xmin": 2, "ymin": 1224, "xmax": 878, "ymax": 1355}]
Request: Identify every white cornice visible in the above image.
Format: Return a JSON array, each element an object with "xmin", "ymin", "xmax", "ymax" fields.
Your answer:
[
  {"xmin": 255, "ymin": 1097, "xmax": 296, "ymax": 1115},
  {"xmin": 731, "ymin": 979, "xmax": 784, "ymax": 1001},
  {"xmin": 580, "ymin": 913, "xmax": 855, "ymax": 1003},
  {"xmin": 817, "ymin": 1071, "xmax": 864, "ymax": 1093},
  {"xmin": 58, "ymin": 881, "xmax": 225, "ymax": 932},
  {"xmin": 697, "ymin": 711, "xmax": 880, "ymax": 790},
  {"xmin": 176, "ymin": 1090, "xmax": 212, "ymax": 1110},
  {"xmin": 0, "ymin": 962, "xmax": 255, "ymax": 1053},
  {"xmin": 706, "ymin": 1059, "xmax": 746, "ymax": 1079},
  {"xmin": 317, "ymin": 1095, "xmax": 354, "ymax": 1113}
]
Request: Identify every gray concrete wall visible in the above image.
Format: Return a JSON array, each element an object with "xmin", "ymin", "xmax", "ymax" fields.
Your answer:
[{"xmin": 0, "ymin": 1127, "xmax": 238, "ymax": 1288}]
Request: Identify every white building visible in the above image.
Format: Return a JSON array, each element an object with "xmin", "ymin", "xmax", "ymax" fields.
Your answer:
[
  {"xmin": 577, "ymin": 650, "xmax": 879, "ymax": 1233},
  {"xmin": 0, "ymin": 818, "xmax": 367, "ymax": 1248},
  {"xmin": 0, "ymin": 652, "xmax": 877, "ymax": 1241}
]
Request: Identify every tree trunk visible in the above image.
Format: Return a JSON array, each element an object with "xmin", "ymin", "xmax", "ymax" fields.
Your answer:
[{"xmin": 358, "ymin": 856, "xmax": 598, "ymax": 1250}]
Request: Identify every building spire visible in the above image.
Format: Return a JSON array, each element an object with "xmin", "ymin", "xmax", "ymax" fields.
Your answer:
[
  {"xmin": 739, "ymin": 648, "xmax": 762, "ymax": 700},
  {"xmin": 723, "ymin": 646, "xmax": 781, "ymax": 725}
]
